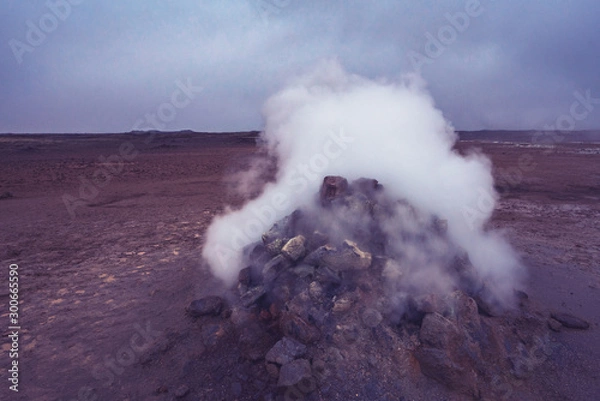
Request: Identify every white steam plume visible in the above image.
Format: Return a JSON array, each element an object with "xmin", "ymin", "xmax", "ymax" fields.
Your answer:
[{"xmin": 202, "ymin": 60, "xmax": 522, "ymax": 303}]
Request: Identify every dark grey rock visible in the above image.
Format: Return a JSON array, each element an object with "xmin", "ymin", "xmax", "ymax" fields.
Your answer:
[
  {"xmin": 265, "ymin": 336, "xmax": 307, "ymax": 365},
  {"xmin": 240, "ymin": 285, "xmax": 266, "ymax": 307},
  {"xmin": 320, "ymin": 176, "xmax": 348, "ymax": 204},
  {"xmin": 320, "ymin": 240, "xmax": 372, "ymax": 271},
  {"xmin": 548, "ymin": 318, "xmax": 562, "ymax": 332},
  {"xmin": 262, "ymin": 255, "xmax": 291, "ymax": 282},
  {"xmin": 419, "ymin": 312, "xmax": 460, "ymax": 349},
  {"xmin": 187, "ymin": 296, "xmax": 225, "ymax": 317},
  {"xmin": 551, "ymin": 312, "xmax": 590, "ymax": 330},
  {"xmin": 174, "ymin": 384, "xmax": 189, "ymax": 398},
  {"xmin": 277, "ymin": 359, "xmax": 312, "ymax": 387},
  {"xmin": 280, "ymin": 312, "xmax": 320, "ymax": 344},
  {"xmin": 361, "ymin": 308, "xmax": 383, "ymax": 328},
  {"xmin": 415, "ymin": 347, "xmax": 479, "ymax": 397},
  {"xmin": 231, "ymin": 382, "xmax": 242, "ymax": 397}
]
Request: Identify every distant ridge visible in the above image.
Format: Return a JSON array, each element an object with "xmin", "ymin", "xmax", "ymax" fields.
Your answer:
[
  {"xmin": 457, "ymin": 130, "xmax": 600, "ymax": 143},
  {"xmin": 2, "ymin": 130, "xmax": 599, "ymax": 144}
]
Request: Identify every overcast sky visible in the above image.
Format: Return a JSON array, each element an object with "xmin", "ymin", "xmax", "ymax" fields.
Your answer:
[{"xmin": 1, "ymin": 0, "xmax": 599, "ymax": 133}]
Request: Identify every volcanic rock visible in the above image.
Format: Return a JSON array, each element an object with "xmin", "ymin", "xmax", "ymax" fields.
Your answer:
[
  {"xmin": 351, "ymin": 177, "xmax": 382, "ymax": 197},
  {"xmin": 415, "ymin": 347, "xmax": 479, "ymax": 397},
  {"xmin": 262, "ymin": 255, "xmax": 291, "ymax": 283},
  {"xmin": 547, "ymin": 318, "xmax": 562, "ymax": 332},
  {"xmin": 281, "ymin": 235, "xmax": 307, "ymax": 261},
  {"xmin": 320, "ymin": 240, "xmax": 372, "ymax": 271},
  {"xmin": 277, "ymin": 359, "xmax": 312, "ymax": 387},
  {"xmin": 361, "ymin": 308, "xmax": 383, "ymax": 328},
  {"xmin": 307, "ymin": 230, "xmax": 329, "ymax": 250},
  {"xmin": 448, "ymin": 290, "xmax": 481, "ymax": 334},
  {"xmin": 265, "ymin": 336, "xmax": 307, "ymax": 365},
  {"xmin": 240, "ymin": 285, "xmax": 266, "ymax": 307},
  {"xmin": 265, "ymin": 238, "xmax": 285, "ymax": 256},
  {"xmin": 280, "ymin": 312, "xmax": 320, "ymax": 344},
  {"xmin": 419, "ymin": 312, "xmax": 461, "ymax": 349},
  {"xmin": 262, "ymin": 215, "xmax": 293, "ymax": 245},
  {"xmin": 551, "ymin": 312, "xmax": 590, "ymax": 330},
  {"xmin": 187, "ymin": 296, "xmax": 225, "ymax": 317},
  {"xmin": 320, "ymin": 175, "xmax": 348, "ymax": 204},
  {"xmin": 332, "ymin": 295, "xmax": 354, "ymax": 314}
]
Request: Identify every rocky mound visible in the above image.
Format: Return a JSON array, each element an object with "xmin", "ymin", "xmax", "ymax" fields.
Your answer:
[{"xmin": 190, "ymin": 176, "xmax": 588, "ymax": 400}]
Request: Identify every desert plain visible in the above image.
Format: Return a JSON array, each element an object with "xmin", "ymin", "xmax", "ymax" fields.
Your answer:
[{"xmin": 0, "ymin": 131, "xmax": 599, "ymax": 400}]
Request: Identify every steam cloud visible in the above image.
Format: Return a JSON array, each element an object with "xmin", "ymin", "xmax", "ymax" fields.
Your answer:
[{"xmin": 202, "ymin": 60, "xmax": 523, "ymax": 305}]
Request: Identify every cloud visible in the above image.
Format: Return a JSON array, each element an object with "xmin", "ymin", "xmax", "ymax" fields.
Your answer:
[{"xmin": 1, "ymin": 0, "xmax": 599, "ymax": 132}]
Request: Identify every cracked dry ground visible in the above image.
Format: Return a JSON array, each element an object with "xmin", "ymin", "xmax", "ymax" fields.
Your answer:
[{"xmin": 0, "ymin": 133, "xmax": 599, "ymax": 400}]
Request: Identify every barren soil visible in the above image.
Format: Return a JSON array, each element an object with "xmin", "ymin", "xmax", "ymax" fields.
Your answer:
[{"xmin": 0, "ymin": 132, "xmax": 598, "ymax": 400}]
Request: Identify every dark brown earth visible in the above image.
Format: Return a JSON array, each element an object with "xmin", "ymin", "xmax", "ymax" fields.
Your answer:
[{"xmin": 0, "ymin": 131, "xmax": 598, "ymax": 400}]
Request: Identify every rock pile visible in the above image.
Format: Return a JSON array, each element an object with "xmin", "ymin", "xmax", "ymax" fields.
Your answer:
[{"xmin": 189, "ymin": 176, "xmax": 587, "ymax": 400}]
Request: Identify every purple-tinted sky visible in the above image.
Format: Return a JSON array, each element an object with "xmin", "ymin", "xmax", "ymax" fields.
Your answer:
[{"xmin": 1, "ymin": 0, "xmax": 600, "ymax": 133}]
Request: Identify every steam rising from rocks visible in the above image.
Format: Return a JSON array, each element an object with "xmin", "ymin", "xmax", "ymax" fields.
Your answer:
[{"xmin": 202, "ymin": 60, "xmax": 523, "ymax": 306}]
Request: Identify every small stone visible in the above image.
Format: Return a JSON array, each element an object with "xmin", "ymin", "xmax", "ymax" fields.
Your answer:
[
  {"xmin": 231, "ymin": 382, "xmax": 242, "ymax": 397},
  {"xmin": 292, "ymin": 264, "xmax": 315, "ymax": 278},
  {"xmin": 187, "ymin": 296, "xmax": 225, "ymax": 317},
  {"xmin": 309, "ymin": 281, "xmax": 324, "ymax": 300},
  {"xmin": 154, "ymin": 385, "xmax": 168, "ymax": 394},
  {"xmin": 262, "ymin": 215, "xmax": 294, "ymax": 245},
  {"xmin": 266, "ymin": 336, "xmax": 307, "ymax": 365},
  {"xmin": 238, "ymin": 267, "xmax": 252, "ymax": 287},
  {"xmin": 551, "ymin": 312, "xmax": 590, "ymax": 330},
  {"xmin": 174, "ymin": 384, "xmax": 189, "ymax": 398},
  {"xmin": 361, "ymin": 308, "xmax": 383, "ymax": 328},
  {"xmin": 240, "ymin": 285, "xmax": 266, "ymax": 307},
  {"xmin": 474, "ymin": 294, "xmax": 503, "ymax": 317},
  {"xmin": 280, "ymin": 313, "xmax": 320, "ymax": 344},
  {"xmin": 304, "ymin": 244, "xmax": 336, "ymax": 266},
  {"xmin": 281, "ymin": 235, "xmax": 307, "ymax": 261},
  {"xmin": 266, "ymin": 363, "xmax": 280, "ymax": 378},
  {"xmin": 342, "ymin": 326, "xmax": 359, "ymax": 342},
  {"xmin": 265, "ymin": 239, "xmax": 285, "ymax": 256},
  {"xmin": 262, "ymin": 255, "xmax": 291, "ymax": 282},
  {"xmin": 308, "ymin": 231, "xmax": 329, "ymax": 250},
  {"xmin": 332, "ymin": 296, "xmax": 353, "ymax": 313},
  {"xmin": 278, "ymin": 359, "xmax": 312, "ymax": 387},
  {"xmin": 202, "ymin": 324, "xmax": 226, "ymax": 347},
  {"xmin": 548, "ymin": 318, "xmax": 562, "ymax": 332},
  {"xmin": 314, "ymin": 265, "xmax": 342, "ymax": 285}
]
